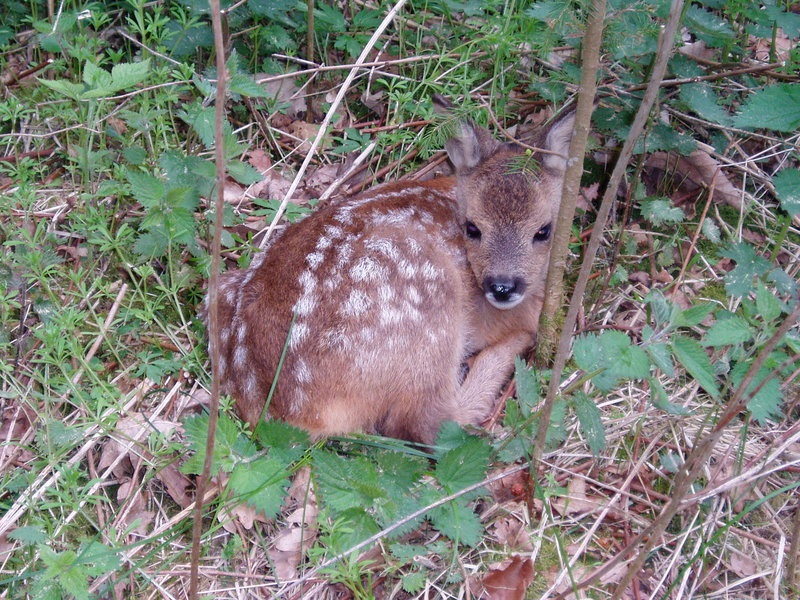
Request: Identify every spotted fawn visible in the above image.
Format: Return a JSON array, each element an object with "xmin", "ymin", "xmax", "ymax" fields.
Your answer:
[{"xmin": 205, "ymin": 106, "xmax": 575, "ymax": 444}]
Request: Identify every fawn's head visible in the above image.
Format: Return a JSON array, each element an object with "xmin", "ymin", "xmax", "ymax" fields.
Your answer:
[{"xmin": 445, "ymin": 112, "xmax": 575, "ymax": 309}]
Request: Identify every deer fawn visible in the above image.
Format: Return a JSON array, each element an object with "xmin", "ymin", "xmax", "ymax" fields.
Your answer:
[{"xmin": 206, "ymin": 106, "xmax": 575, "ymax": 444}]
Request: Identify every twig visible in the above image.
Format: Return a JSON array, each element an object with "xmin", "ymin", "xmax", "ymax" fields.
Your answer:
[
  {"xmin": 256, "ymin": 0, "xmax": 410, "ymax": 249},
  {"xmin": 188, "ymin": 0, "xmax": 228, "ymax": 597}
]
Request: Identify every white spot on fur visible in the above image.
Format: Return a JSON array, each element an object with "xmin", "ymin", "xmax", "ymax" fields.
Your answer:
[
  {"xmin": 306, "ymin": 251, "xmax": 324, "ymax": 270},
  {"xmin": 343, "ymin": 289, "xmax": 372, "ymax": 316},
  {"xmin": 233, "ymin": 345, "xmax": 248, "ymax": 368},
  {"xmin": 244, "ymin": 373, "xmax": 258, "ymax": 399},
  {"xmin": 290, "ymin": 322, "xmax": 309, "ymax": 349},
  {"xmin": 406, "ymin": 285, "xmax": 422, "ymax": 305},
  {"xmin": 422, "ymin": 261, "xmax": 441, "ymax": 280},
  {"xmin": 236, "ymin": 321, "xmax": 247, "ymax": 343},
  {"xmin": 295, "ymin": 358, "xmax": 312, "ymax": 384},
  {"xmin": 294, "ymin": 293, "xmax": 317, "ymax": 316},
  {"xmin": 406, "ymin": 238, "xmax": 422, "ymax": 255},
  {"xmin": 220, "ymin": 325, "xmax": 232, "ymax": 345},
  {"xmin": 365, "ymin": 238, "xmax": 399, "ymax": 260},
  {"xmin": 350, "ymin": 256, "xmax": 388, "ymax": 282},
  {"xmin": 323, "ymin": 327, "xmax": 352, "ymax": 350},
  {"xmin": 378, "ymin": 284, "xmax": 394, "ymax": 304},
  {"xmin": 336, "ymin": 242, "xmax": 354, "ymax": 270},
  {"xmin": 397, "ymin": 259, "xmax": 417, "ymax": 279},
  {"xmin": 371, "ymin": 207, "xmax": 414, "ymax": 227}
]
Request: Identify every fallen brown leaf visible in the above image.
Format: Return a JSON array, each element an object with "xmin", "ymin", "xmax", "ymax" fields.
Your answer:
[{"xmin": 482, "ymin": 555, "xmax": 534, "ymax": 600}]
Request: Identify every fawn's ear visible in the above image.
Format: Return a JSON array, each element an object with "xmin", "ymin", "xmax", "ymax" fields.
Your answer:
[
  {"xmin": 540, "ymin": 109, "xmax": 576, "ymax": 174},
  {"xmin": 444, "ymin": 122, "xmax": 502, "ymax": 172}
]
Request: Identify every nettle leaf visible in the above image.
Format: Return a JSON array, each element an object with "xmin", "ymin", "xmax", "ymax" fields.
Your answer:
[
  {"xmin": 110, "ymin": 59, "xmax": 150, "ymax": 90},
  {"xmin": 685, "ymin": 5, "xmax": 735, "ymax": 47},
  {"xmin": 721, "ymin": 242, "xmax": 772, "ymax": 298},
  {"xmin": 428, "ymin": 496, "xmax": 483, "ymax": 547},
  {"xmin": 435, "ymin": 435, "xmax": 491, "ymax": 493},
  {"xmin": 312, "ymin": 450, "xmax": 383, "ymax": 512},
  {"xmin": 680, "ymin": 82, "xmax": 733, "ymax": 126},
  {"xmin": 227, "ymin": 159, "xmax": 263, "ymax": 186},
  {"xmin": 572, "ymin": 392, "xmax": 605, "ymax": 454},
  {"xmin": 640, "ymin": 197, "xmax": 685, "ymax": 225},
  {"xmin": 645, "ymin": 289, "xmax": 679, "ymax": 329},
  {"xmin": 38, "ymin": 77, "xmax": 87, "ymax": 101},
  {"xmin": 326, "ymin": 506, "xmax": 380, "ymax": 553},
  {"xmin": 126, "ymin": 170, "xmax": 164, "ymax": 208},
  {"xmin": 602, "ymin": 330, "xmax": 651, "ymax": 379},
  {"xmin": 734, "ymin": 84, "xmax": 800, "ymax": 133},
  {"xmin": 670, "ymin": 335, "xmax": 720, "ymax": 399},
  {"xmin": 702, "ymin": 315, "xmax": 754, "ymax": 347},
  {"xmin": 773, "ymin": 168, "xmax": 800, "ymax": 217},
  {"xmin": 513, "ymin": 356, "xmax": 539, "ymax": 412},
  {"xmin": 634, "ymin": 123, "xmax": 696, "ymax": 155},
  {"xmin": 228, "ymin": 456, "xmax": 290, "ymax": 518},
  {"xmin": 82, "ymin": 60, "xmax": 112, "ymax": 90},
  {"xmin": 645, "ymin": 342, "xmax": 674, "ymax": 377},
  {"xmin": 649, "ymin": 377, "xmax": 690, "ymax": 415},
  {"xmin": 732, "ymin": 360, "xmax": 783, "ymax": 424},
  {"xmin": 181, "ymin": 414, "xmax": 255, "ymax": 475},
  {"xmin": 754, "ymin": 283, "xmax": 782, "ymax": 323},
  {"xmin": 676, "ymin": 303, "xmax": 715, "ymax": 328},
  {"xmin": 253, "ymin": 419, "xmax": 310, "ymax": 464}
]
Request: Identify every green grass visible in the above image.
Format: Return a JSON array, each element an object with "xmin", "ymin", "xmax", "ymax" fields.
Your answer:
[{"xmin": 1, "ymin": 0, "xmax": 799, "ymax": 598}]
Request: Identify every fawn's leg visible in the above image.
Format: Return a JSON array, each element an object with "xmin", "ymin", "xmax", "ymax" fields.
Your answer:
[{"xmin": 457, "ymin": 331, "xmax": 533, "ymax": 425}]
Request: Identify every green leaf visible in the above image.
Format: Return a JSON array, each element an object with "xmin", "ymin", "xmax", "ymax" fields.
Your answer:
[
  {"xmin": 428, "ymin": 497, "xmax": 483, "ymax": 547},
  {"xmin": 676, "ymin": 303, "xmax": 715, "ymax": 328},
  {"xmin": 228, "ymin": 457, "xmax": 289, "ymax": 517},
  {"xmin": 513, "ymin": 356, "xmax": 539, "ymax": 411},
  {"xmin": 685, "ymin": 5, "xmax": 735, "ymax": 47},
  {"xmin": 720, "ymin": 242, "xmax": 772, "ymax": 298},
  {"xmin": 110, "ymin": 59, "xmax": 151, "ymax": 90},
  {"xmin": 82, "ymin": 60, "xmax": 112, "ymax": 91},
  {"xmin": 755, "ymin": 283, "xmax": 782, "ymax": 323},
  {"xmin": 312, "ymin": 450, "xmax": 383, "ymax": 512},
  {"xmin": 645, "ymin": 342, "xmax": 674, "ymax": 377},
  {"xmin": 732, "ymin": 361, "xmax": 783, "ymax": 424},
  {"xmin": 671, "ymin": 335, "xmax": 720, "ymax": 399},
  {"xmin": 227, "ymin": 159, "xmax": 263, "ymax": 185},
  {"xmin": 572, "ymin": 392, "xmax": 605, "ymax": 454},
  {"xmin": 326, "ymin": 506, "xmax": 380, "ymax": 553},
  {"xmin": 702, "ymin": 315, "xmax": 754, "ymax": 347},
  {"xmin": 773, "ymin": 168, "xmax": 800, "ymax": 217},
  {"xmin": 649, "ymin": 377, "xmax": 690, "ymax": 415},
  {"xmin": 734, "ymin": 84, "xmax": 800, "ymax": 133},
  {"xmin": 253, "ymin": 419, "xmax": 310, "ymax": 464},
  {"xmin": 435, "ymin": 435, "xmax": 491, "ymax": 493},
  {"xmin": 640, "ymin": 197, "xmax": 685, "ymax": 226},
  {"xmin": 7, "ymin": 526, "xmax": 48, "ymax": 545},
  {"xmin": 126, "ymin": 170, "xmax": 164, "ymax": 208},
  {"xmin": 78, "ymin": 540, "xmax": 121, "ymax": 576},
  {"xmin": 680, "ymin": 82, "xmax": 733, "ymax": 126},
  {"xmin": 37, "ymin": 77, "xmax": 87, "ymax": 101}
]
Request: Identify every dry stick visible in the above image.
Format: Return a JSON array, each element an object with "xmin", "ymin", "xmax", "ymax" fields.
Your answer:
[
  {"xmin": 188, "ymin": 1, "xmax": 228, "ymax": 598},
  {"xmin": 256, "ymin": 0, "xmax": 409, "ymax": 249},
  {"xmin": 532, "ymin": 0, "xmax": 606, "ymax": 457}
]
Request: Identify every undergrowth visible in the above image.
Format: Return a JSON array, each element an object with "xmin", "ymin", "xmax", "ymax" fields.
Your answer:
[{"xmin": 0, "ymin": 0, "xmax": 798, "ymax": 598}]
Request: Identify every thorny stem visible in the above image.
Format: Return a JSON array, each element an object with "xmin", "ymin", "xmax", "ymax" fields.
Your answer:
[{"xmin": 189, "ymin": 0, "xmax": 227, "ymax": 597}]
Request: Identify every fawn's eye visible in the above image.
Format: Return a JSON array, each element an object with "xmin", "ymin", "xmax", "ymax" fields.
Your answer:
[
  {"xmin": 533, "ymin": 223, "xmax": 552, "ymax": 243},
  {"xmin": 465, "ymin": 220, "xmax": 482, "ymax": 240}
]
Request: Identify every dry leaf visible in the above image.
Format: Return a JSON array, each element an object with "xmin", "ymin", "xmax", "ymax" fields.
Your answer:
[
  {"xmin": 490, "ymin": 518, "xmax": 533, "ymax": 553},
  {"xmin": 551, "ymin": 477, "xmax": 596, "ymax": 516},
  {"xmin": 644, "ymin": 150, "xmax": 743, "ymax": 210},
  {"xmin": 154, "ymin": 463, "xmax": 193, "ymax": 508},
  {"xmin": 482, "ymin": 555, "xmax": 534, "ymax": 600}
]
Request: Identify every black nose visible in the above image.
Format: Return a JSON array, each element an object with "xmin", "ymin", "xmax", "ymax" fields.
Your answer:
[{"xmin": 484, "ymin": 277, "xmax": 526, "ymax": 304}]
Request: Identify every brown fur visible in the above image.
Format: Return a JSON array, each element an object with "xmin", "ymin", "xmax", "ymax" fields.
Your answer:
[{"xmin": 204, "ymin": 112, "xmax": 575, "ymax": 444}]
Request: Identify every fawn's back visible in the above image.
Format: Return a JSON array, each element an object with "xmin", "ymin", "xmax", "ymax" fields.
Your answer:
[{"xmin": 208, "ymin": 109, "xmax": 575, "ymax": 444}]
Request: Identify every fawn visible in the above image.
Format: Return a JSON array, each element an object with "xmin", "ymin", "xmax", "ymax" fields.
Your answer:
[{"xmin": 206, "ymin": 106, "xmax": 575, "ymax": 444}]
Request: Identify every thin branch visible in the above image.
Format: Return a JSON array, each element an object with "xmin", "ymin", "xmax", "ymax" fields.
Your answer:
[
  {"xmin": 533, "ymin": 0, "xmax": 606, "ymax": 459},
  {"xmin": 189, "ymin": 0, "xmax": 228, "ymax": 597}
]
